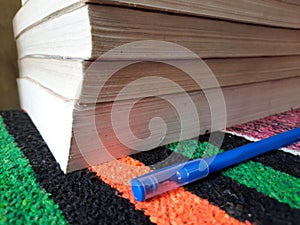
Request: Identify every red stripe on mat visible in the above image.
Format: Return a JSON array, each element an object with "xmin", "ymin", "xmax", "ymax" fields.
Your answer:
[
  {"xmin": 90, "ymin": 157, "xmax": 251, "ymax": 225},
  {"xmin": 228, "ymin": 108, "xmax": 300, "ymax": 151}
]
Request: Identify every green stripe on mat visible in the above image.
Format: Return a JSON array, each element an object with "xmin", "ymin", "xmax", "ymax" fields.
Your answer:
[
  {"xmin": 0, "ymin": 117, "xmax": 68, "ymax": 225},
  {"xmin": 166, "ymin": 140, "xmax": 300, "ymax": 209}
]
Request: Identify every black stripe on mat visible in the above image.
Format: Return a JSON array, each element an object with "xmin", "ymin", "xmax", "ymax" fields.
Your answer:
[
  {"xmin": 0, "ymin": 111, "xmax": 154, "ymax": 225},
  {"xmin": 185, "ymin": 171, "xmax": 300, "ymax": 225},
  {"xmin": 132, "ymin": 135, "xmax": 300, "ymax": 225},
  {"xmin": 131, "ymin": 146, "xmax": 189, "ymax": 170}
]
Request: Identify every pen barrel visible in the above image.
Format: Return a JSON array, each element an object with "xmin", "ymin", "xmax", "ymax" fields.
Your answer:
[
  {"xmin": 131, "ymin": 159, "xmax": 209, "ymax": 202},
  {"xmin": 209, "ymin": 127, "xmax": 300, "ymax": 173}
]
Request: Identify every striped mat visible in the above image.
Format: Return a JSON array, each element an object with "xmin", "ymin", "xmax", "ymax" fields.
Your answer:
[{"xmin": 0, "ymin": 109, "xmax": 299, "ymax": 225}]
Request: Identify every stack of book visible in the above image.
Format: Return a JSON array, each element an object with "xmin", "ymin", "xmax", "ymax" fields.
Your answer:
[{"xmin": 14, "ymin": 0, "xmax": 300, "ymax": 173}]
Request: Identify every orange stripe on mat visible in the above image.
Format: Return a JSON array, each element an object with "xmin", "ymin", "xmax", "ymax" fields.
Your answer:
[{"xmin": 90, "ymin": 157, "xmax": 250, "ymax": 225}]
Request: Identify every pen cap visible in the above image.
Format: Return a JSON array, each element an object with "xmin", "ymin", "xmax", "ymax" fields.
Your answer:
[{"xmin": 131, "ymin": 158, "xmax": 209, "ymax": 201}]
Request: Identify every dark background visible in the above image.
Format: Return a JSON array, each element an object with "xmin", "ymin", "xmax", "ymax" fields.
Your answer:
[{"xmin": 0, "ymin": 0, "xmax": 21, "ymax": 110}]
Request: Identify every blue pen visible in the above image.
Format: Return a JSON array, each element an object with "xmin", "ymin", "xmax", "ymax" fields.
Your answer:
[{"xmin": 131, "ymin": 127, "xmax": 300, "ymax": 202}]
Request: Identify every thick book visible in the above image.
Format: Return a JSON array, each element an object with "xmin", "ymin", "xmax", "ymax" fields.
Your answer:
[
  {"xmin": 15, "ymin": 4, "xmax": 300, "ymax": 60},
  {"xmin": 18, "ymin": 77, "xmax": 300, "ymax": 173},
  {"xmin": 14, "ymin": 0, "xmax": 300, "ymax": 38},
  {"xmin": 18, "ymin": 56, "xmax": 300, "ymax": 102}
]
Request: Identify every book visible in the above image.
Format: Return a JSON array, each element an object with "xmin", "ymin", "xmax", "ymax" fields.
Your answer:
[
  {"xmin": 15, "ymin": 4, "xmax": 300, "ymax": 60},
  {"xmin": 14, "ymin": 0, "xmax": 300, "ymax": 39},
  {"xmin": 18, "ymin": 56, "xmax": 300, "ymax": 101},
  {"xmin": 18, "ymin": 76, "xmax": 300, "ymax": 173}
]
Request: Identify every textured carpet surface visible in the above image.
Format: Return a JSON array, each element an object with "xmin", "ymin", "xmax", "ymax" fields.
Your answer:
[
  {"xmin": 228, "ymin": 108, "xmax": 300, "ymax": 152},
  {"xmin": 0, "ymin": 110, "xmax": 299, "ymax": 225}
]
